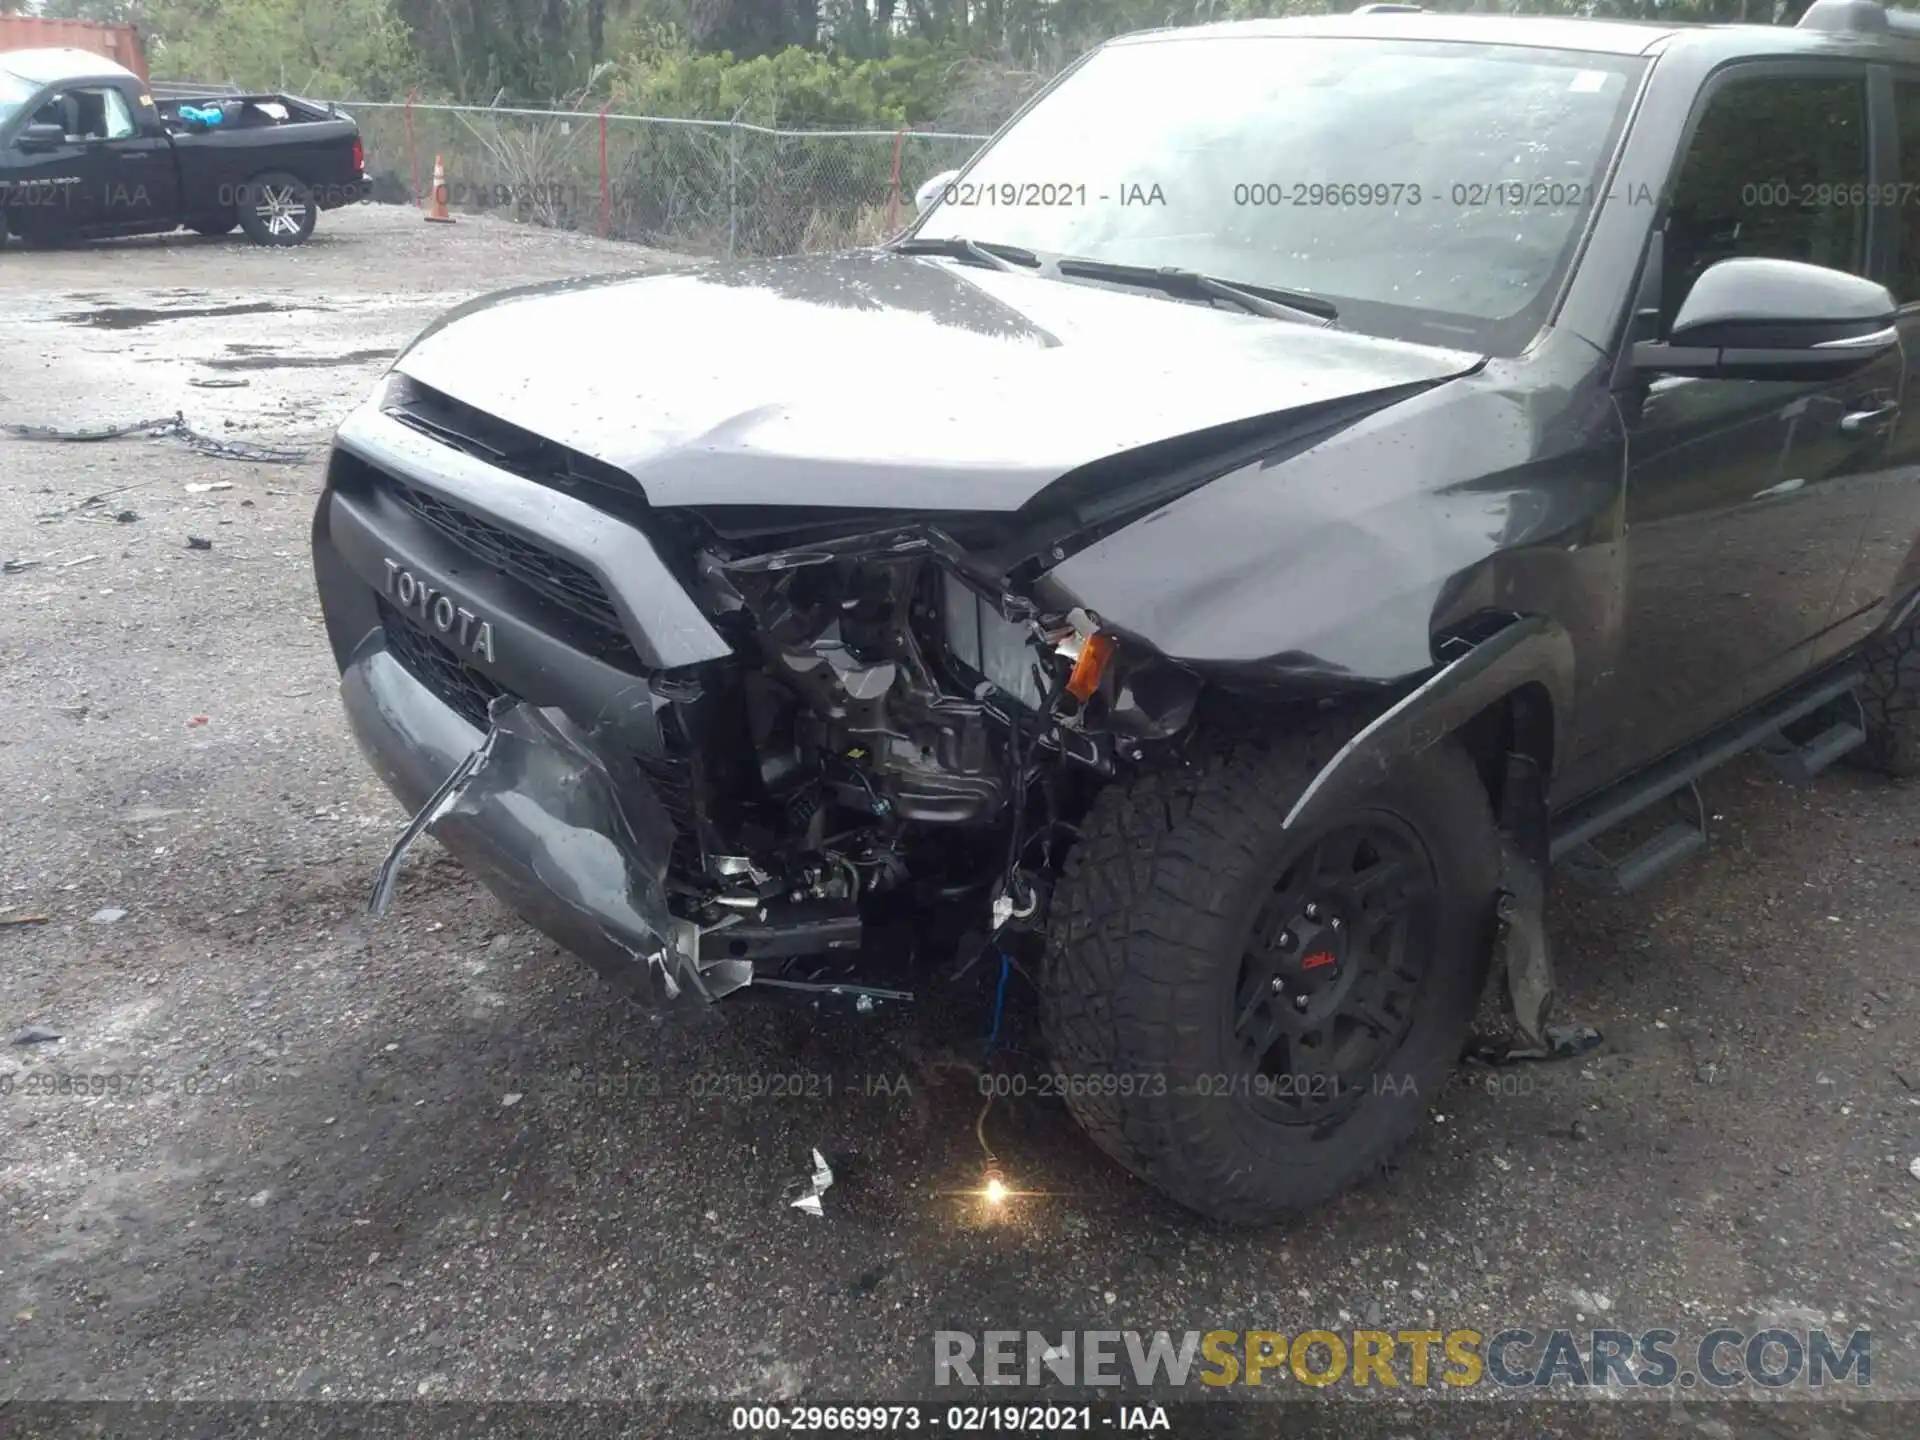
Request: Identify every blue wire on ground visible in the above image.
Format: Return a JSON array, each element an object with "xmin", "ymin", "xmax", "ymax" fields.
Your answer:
[{"xmin": 985, "ymin": 950, "xmax": 1012, "ymax": 1051}]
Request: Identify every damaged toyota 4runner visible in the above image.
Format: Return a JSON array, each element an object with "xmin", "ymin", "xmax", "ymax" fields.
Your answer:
[{"xmin": 314, "ymin": 3, "xmax": 1920, "ymax": 1223}]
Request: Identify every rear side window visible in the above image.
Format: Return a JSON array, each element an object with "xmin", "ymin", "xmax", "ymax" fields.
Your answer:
[{"xmin": 1661, "ymin": 72, "xmax": 1869, "ymax": 329}]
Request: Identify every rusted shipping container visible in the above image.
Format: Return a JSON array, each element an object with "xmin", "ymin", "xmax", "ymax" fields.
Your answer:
[{"xmin": 0, "ymin": 18, "xmax": 149, "ymax": 84}]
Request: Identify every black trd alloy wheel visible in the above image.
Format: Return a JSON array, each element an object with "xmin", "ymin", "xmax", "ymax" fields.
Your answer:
[{"xmin": 1227, "ymin": 817, "xmax": 1436, "ymax": 1130}]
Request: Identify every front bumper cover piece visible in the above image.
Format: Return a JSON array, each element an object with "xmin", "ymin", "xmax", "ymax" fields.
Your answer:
[{"xmin": 365, "ymin": 693, "xmax": 753, "ymax": 1005}]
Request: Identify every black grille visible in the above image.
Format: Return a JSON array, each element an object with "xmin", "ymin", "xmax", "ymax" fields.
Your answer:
[
  {"xmin": 376, "ymin": 475, "xmax": 640, "ymax": 670},
  {"xmin": 635, "ymin": 752, "xmax": 696, "ymax": 837},
  {"xmin": 386, "ymin": 383, "xmax": 643, "ymax": 508},
  {"xmin": 380, "ymin": 597, "xmax": 508, "ymax": 730}
]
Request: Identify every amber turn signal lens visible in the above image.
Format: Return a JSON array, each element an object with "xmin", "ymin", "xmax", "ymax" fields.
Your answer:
[{"xmin": 1066, "ymin": 633, "xmax": 1116, "ymax": 702}]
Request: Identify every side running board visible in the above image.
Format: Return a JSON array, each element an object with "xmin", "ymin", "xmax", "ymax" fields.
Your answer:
[{"xmin": 1551, "ymin": 666, "xmax": 1865, "ymax": 896}]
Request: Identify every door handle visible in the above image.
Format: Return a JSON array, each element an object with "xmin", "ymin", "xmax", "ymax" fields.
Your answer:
[{"xmin": 1839, "ymin": 402, "xmax": 1899, "ymax": 434}]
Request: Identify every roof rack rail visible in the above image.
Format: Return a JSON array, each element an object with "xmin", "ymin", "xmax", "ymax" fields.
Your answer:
[
  {"xmin": 1799, "ymin": 0, "xmax": 1920, "ymax": 34},
  {"xmin": 1352, "ymin": 3, "xmax": 1424, "ymax": 12}
]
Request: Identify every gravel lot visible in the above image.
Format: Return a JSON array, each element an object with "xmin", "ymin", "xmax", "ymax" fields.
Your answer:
[{"xmin": 1, "ymin": 204, "xmax": 1917, "ymax": 1437}]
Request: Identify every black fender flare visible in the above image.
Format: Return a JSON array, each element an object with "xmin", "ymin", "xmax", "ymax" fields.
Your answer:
[
  {"xmin": 1283, "ymin": 612, "xmax": 1576, "ymax": 830},
  {"xmin": 1277, "ymin": 614, "xmax": 1574, "ymax": 1048},
  {"xmin": 1281, "ymin": 613, "xmax": 1574, "ymax": 1048}
]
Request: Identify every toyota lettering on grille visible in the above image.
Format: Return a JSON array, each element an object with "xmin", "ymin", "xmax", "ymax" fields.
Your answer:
[{"xmin": 383, "ymin": 559, "xmax": 496, "ymax": 664}]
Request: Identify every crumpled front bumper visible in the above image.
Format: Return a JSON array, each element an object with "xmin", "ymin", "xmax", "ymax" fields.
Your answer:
[
  {"xmin": 337, "ymin": 619, "xmax": 751, "ymax": 1008},
  {"xmin": 337, "ymin": 641, "xmax": 748, "ymax": 1006},
  {"xmin": 315, "ymin": 394, "xmax": 756, "ymax": 1008}
]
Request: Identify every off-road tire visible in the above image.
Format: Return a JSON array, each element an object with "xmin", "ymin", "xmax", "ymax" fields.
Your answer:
[
  {"xmin": 1854, "ymin": 612, "xmax": 1920, "ymax": 776},
  {"xmin": 1041, "ymin": 724, "xmax": 1500, "ymax": 1225},
  {"xmin": 236, "ymin": 172, "xmax": 318, "ymax": 246}
]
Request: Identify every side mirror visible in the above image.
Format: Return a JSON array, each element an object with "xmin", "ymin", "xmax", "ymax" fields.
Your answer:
[
  {"xmin": 16, "ymin": 122, "xmax": 66, "ymax": 153},
  {"xmin": 1633, "ymin": 257, "xmax": 1898, "ymax": 382},
  {"xmin": 915, "ymin": 168, "xmax": 960, "ymax": 217}
]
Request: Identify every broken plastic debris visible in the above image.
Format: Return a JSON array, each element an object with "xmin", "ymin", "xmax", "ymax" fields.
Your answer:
[
  {"xmin": 1909, "ymin": 1156, "xmax": 1920, "ymax": 1182},
  {"xmin": 10, "ymin": 1025, "xmax": 63, "ymax": 1045},
  {"xmin": 1465, "ymin": 1023, "xmax": 1604, "ymax": 1067},
  {"xmin": 4, "ymin": 414, "xmax": 183, "ymax": 443},
  {"xmin": 789, "ymin": 1148, "xmax": 835, "ymax": 1216},
  {"xmin": 2, "ymin": 413, "xmax": 306, "ymax": 464},
  {"xmin": 186, "ymin": 536, "xmax": 214, "ymax": 551},
  {"xmin": 87, "ymin": 907, "xmax": 128, "ymax": 925},
  {"xmin": 184, "ymin": 483, "xmax": 234, "ymax": 494}
]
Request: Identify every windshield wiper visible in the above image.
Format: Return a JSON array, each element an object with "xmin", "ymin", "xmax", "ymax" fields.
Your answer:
[
  {"xmin": 887, "ymin": 236, "xmax": 1040, "ymax": 272},
  {"xmin": 1051, "ymin": 256, "xmax": 1337, "ymax": 326}
]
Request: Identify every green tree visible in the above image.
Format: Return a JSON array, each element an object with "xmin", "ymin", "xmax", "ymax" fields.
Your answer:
[
  {"xmin": 140, "ymin": 0, "xmax": 424, "ymax": 97},
  {"xmin": 89, "ymin": 0, "xmax": 1848, "ymax": 119}
]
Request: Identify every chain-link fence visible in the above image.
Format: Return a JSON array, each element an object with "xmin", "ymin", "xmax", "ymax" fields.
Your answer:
[{"xmin": 336, "ymin": 100, "xmax": 989, "ymax": 259}]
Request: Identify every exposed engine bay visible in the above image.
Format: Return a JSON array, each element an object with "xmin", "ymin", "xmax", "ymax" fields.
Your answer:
[{"xmin": 647, "ymin": 522, "xmax": 1205, "ymax": 994}]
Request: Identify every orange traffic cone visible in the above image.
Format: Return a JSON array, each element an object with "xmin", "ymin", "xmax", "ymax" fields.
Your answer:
[{"xmin": 424, "ymin": 155, "xmax": 455, "ymax": 224}]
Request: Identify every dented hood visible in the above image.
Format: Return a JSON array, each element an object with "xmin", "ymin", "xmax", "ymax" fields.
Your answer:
[{"xmin": 393, "ymin": 250, "xmax": 1484, "ymax": 513}]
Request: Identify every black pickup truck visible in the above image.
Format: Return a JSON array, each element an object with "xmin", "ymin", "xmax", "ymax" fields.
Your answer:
[
  {"xmin": 0, "ymin": 47, "xmax": 366, "ymax": 247},
  {"xmin": 316, "ymin": 0, "xmax": 1920, "ymax": 1225}
]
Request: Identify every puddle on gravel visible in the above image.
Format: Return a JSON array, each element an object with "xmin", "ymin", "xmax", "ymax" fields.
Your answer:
[
  {"xmin": 53, "ymin": 301, "xmax": 319, "ymax": 329},
  {"xmin": 203, "ymin": 348, "xmax": 397, "ymax": 372}
]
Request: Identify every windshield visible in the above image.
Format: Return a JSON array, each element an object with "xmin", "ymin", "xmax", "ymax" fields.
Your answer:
[
  {"xmin": 913, "ymin": 35, "xmax": 1644, "ymax": 353},
  {"xmin": 0, "ymin": 68, "xmax": 36, "ymax": 129}
]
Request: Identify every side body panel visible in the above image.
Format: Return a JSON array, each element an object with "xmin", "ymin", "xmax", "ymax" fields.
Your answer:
[
  {"xmin": 1601, "ymin": 58, "xmax": 1906, "ymax": 786},
  {"xmin": 1558, "ymin": 45, "xmax": 1905, "ymax": 792},
  {"xmin": 1843, "ymin": 63, "xmax": 1920, "ymax": 642},
  {"xmin": 94, "ymin": 77, "xmax": 178, "ymax": 228},
  {"xmin": 167, "ymin": 105, "xmax": 364, "ymax": 214},
  {"xmin": 1045, "ymin": 333, "xmax": 1632, "ymax": 808}
]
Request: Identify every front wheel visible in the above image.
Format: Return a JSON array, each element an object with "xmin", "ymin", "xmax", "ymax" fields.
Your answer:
[
  {"xmin": 236, "ymin": 172, "xmax": 317, "ymax": 245},
  {"xmin": 1042, "ymin": 725, "xmax": 1500, "ymax": 1225}
]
